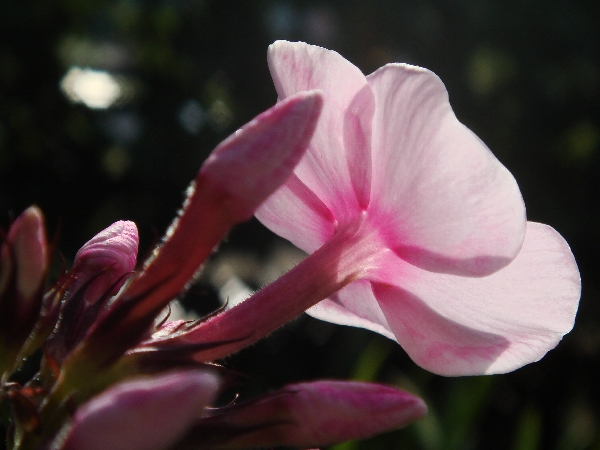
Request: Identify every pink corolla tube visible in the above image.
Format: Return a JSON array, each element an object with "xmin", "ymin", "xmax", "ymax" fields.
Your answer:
[{"xmin": 155, "ymin": 41, "xmax": 579, "ymax": 377}]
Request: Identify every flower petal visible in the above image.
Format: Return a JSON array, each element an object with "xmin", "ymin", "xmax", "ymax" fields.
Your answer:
[
  {"xmin": 367, "ymin": 64, "xmax": 526, "ymax": 276},
  {"xmin": 264, "ymin": 40, "xmax": 374, "ymax": 229},
  {"xmin": 307, "ymin": 279, "xmax": 395, "ymax": 340},
  {"xmin": 54, "ymin": 371, "xmax": 220, "ymax": 450},
  {"xmin": 256, "ymin": 172, "xmax": 335, "ymax": 253},
  {"xmin": 371, "ymin": 222, "xmax": 580, "ymax": 375}
]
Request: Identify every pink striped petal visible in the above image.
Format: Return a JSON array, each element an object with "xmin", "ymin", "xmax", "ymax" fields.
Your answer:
[
  {"xmin": 265, "ymin": 40, "xmax": 374, "ymax": 227},
  {"xmin": 371, "ymin": 222, "xmax": 580, "ymax": 375},
  {"xmin": 367, "ymin": 64, "xmax": 526, "ymax": 276},
  {"xmin": 55, "ymin": 371, "xmax": 220, "ymax": 450}
]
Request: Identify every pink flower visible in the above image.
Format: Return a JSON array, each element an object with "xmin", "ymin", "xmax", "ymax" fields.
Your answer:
[
  {"xmin": 0, "ymin": 206, "xmax": 48, "ymax": 305},
  {"xmin": 180, "ymin": 41, "xmax": 580, "ymax": 376},
  {"xmin": 256, "ymin": 41, "xmax": 581, "ymax": 375}
]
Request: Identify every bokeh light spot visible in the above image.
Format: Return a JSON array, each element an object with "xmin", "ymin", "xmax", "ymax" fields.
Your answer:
[
  {"xmin": 60, "ymin": 67, "xmax": 122, "ymax": 109},
  {"xmin": 467, "ymin": 47, "xmax": 517, "ymax": 97}
]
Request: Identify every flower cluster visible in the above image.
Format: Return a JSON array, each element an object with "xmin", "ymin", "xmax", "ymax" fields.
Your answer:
[{"xmin": 0, "ymin": 41, "xmax": 579, "ymax": 449}]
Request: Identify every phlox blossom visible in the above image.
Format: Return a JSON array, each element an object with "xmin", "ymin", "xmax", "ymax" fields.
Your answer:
[{"xmin": 254, "ymin": 41, "xmax": 581, "ymax": 376}]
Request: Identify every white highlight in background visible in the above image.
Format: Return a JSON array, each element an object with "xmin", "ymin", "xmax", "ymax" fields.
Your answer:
[{"xmin": 60, "ymin": 67, "xmax": 121, "ymax": 109}]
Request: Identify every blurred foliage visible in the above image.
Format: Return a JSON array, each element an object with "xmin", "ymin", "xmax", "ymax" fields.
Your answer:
[{"xmin": 1, "ymin": 0, "xmax": 599, "ymax": 449}]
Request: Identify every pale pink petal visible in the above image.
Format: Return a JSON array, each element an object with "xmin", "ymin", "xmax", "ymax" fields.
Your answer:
[
  {"xmin": 307, "ymin": 279, "xmax": 395, "ymax": 340},
  {"xmin": 256, "ymin": 173, "xmax": 335, "ymax": 253},
  {"xmin": 54, "ymin": 371, "xmax": 220, "ymax": 450},
  {"xmin": 265, "ymin": 40, "xmax": 374, "ymax": 225},
  {"xmin": 184, "ymin": 381, "xmax": 426, "ymax": 448},
  {"xmin": 370, "ymin": 222, "xmax": 580, "ymax": 375},
  {"xmin": 367, "ymin": 64, "xmax": 526, "ymax": 276}
]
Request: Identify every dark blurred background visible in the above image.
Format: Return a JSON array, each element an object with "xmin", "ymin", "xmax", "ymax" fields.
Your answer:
[{"xmin": 1, "ymin": 1, "xmax": 599, "ymax": 449}]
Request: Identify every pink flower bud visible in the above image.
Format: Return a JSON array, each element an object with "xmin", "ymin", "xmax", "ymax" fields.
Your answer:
[
  {"xmin": 1, "ymin": 206, "xmax": 48, "ymax": 372},
  {"xmin": 1, "ymin": 206, "xmax": 48, "ymax": 306},
  {"xmin": 53, "ymin": 370, "xmax": 220, "ymax": 450},
  {"xmin": 71, "ymin": 220, "xmax": 139, "ymax": 305},
  {"xmin": 44, "ymin": 221, "xmax": 138, "ymax": 363},
  {"xmin": 183, "ymin": 380, "xmax": 426, "ymax": 448}
]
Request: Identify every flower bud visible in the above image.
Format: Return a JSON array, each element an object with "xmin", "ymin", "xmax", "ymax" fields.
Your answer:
[
  {"xmin": 45, "ymin": 221, "xmax": 138, "ymax": 363},
  {"xmin": 0, "ymin": 206, "xmax": 48, "ymax": 373},
  {"xmin": 53, "ymin": 370, "xmax": 220, "ymax": 450},
  {"xmin": 182, "ymin": 380, "xmax": 426, "ymax": 449}
]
